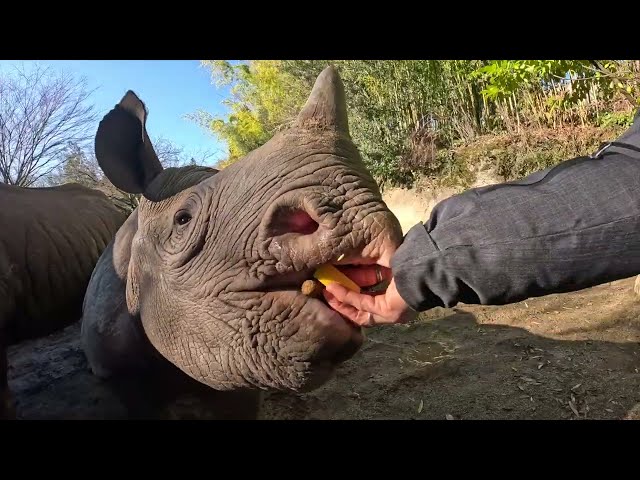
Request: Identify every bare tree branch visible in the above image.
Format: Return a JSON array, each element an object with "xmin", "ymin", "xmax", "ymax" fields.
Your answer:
[
  {"xmin": 0, "ymin": 63, "xmax": 97, "ymax": 186},
  {"xmin": 44, "ymin": 136, "xmax": 217, "ymax": 215},
  {"xmin": 152, "ymin": 136, "xmax": 187, "ymax": 168}
]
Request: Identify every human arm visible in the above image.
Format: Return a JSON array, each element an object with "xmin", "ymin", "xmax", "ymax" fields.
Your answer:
[{"xmin": 325, "ymin": 149, "xmax": 640, "ymax": 325}]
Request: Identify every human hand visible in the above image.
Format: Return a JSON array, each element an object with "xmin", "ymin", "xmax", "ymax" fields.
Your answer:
[{"xmin": 322, "ymin": 265, "xmax": 416, "ymax": 327}]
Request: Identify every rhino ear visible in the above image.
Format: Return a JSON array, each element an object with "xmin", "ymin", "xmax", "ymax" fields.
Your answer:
[
  {"xmin": 95, "ymin": 90, "xmax": 164, "ymax": 194},
  {"xmin": 294, "ymin": 65, "xmax": 350, "ymax": 135}
]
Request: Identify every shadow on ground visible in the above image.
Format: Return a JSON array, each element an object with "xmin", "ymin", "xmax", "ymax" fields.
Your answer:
[
  {"xmin": 8, "ymin": 277, "xmax": 640, "ymax": 420},
  {"xmin": 260, "ymin": 308, "xmax": 640, "ymax": 420}
]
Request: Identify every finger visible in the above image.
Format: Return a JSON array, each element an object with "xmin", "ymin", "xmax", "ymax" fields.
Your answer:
[
  {"xmin": 325, "ymin": 282, "xmax": 380, "ymax": 312},
  {"xmin": 322, "ymin": 290, "xmax": 364, "ymax": 324},
  {"xmin": 355, "ymin": 311, "xmax": 405, "ymax": 326},
  {"xmin": 338, "ymin": 265, "xmax": 393, "ymax": 288},
  {"xmin": 323, "ymin": 289, "xmax": 400, "ymax": 327}
]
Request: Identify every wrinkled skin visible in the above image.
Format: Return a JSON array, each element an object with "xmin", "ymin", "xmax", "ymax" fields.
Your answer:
[
  {"xmin": 81, "ymin": 66, "xmax": 404, "ymax": 418},
  {"xmin": 0, "ymin": 183, "xmax": 126, "ymax": 419}
]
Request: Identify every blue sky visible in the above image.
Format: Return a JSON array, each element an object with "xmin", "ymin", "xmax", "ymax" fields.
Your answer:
[{"xmin": 0, "ymin": 60, "xmax": 232, "ymax": 165}]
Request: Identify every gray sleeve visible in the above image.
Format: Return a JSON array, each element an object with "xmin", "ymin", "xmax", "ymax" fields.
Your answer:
[{"xmin": 390, "ymin": 152, "xmax": 640, "ymax": 311}]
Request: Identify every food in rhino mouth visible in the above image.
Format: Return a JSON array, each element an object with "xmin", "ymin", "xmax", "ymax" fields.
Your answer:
[
  {"xmin": 314, "ymin": 263, "xmax": 362, "ymax": 293},
  {"xmin": 301, "ymin": 262, "xmax": 361, "ymax": 298},
  {"xmin": 301, "ymin": 279, "xmax": 323, "ymax": 298},
  {"xmin": 300, "ymin": 263, "xmax": 362, "ymax": 299},
  {"xmin": 301, "ymin": 262, "xmax": 390, "ymax": 298}
]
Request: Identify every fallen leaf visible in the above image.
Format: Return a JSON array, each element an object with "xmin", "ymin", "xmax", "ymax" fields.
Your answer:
[
  {"xmin": 569, "ymin": 400, "xmax": 580, "ymax": 417},
  {"xmin": 524, "ymin": 302, "xmax": 529, "ymax": 308},
  {"xmin": 418, "ymin": 400, "xmax": 424, "ymax": 413},
  {"xmin": 511, "ymin": 367, "xmax": 518, "ymax": 372},
  {"xmin": 445, "ymin": 414, "xmax": 455, "ymax": 420},
  {"xmin": 605, "ymin": 408, "xmax": 613, "ymax": 413},
  {"xmin": 571, "ymin": 383, "xmax": 582, "ymax": 391},
  {"xmin": 537, "ymin": 363, "xmax": 544, "ymax": 370},
  {"xmin": 521, "ymin": 376, "xmax": 537, "ymax": 383},
  {"xmin": 518, "ymin": 385, "xmax": 525, "ymax": 391}
]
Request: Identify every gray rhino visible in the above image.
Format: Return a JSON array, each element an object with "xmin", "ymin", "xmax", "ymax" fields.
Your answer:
[
  {"xmin": 80, "ymin": 66, "xmax": 404, "ymax": 419},
  {"xmin": 1, "ymin": 182, "xmax": 126, "ymax": 418}
]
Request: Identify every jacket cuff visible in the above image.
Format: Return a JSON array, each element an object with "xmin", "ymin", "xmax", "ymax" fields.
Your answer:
[{"xmin": 391, "ymin": 222, "xmax": 443, "ymax": 312}]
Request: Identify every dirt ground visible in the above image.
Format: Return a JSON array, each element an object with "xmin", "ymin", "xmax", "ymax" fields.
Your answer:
[
  {"xmin": 8, "ymin": 275, "xmax": 640, "ymax": 420},
  {"xmin": 7, "ymin": 186, "xmax": 640, "ymax": 420},
  {"xmin": 260, "ymin": 276, "xmax": 640, "ymax": 420}
]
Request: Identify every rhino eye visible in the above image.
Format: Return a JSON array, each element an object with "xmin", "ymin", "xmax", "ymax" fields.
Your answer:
[{"xmin": 174, "ymin": 210, "xmax": 192, "ymax": 226}]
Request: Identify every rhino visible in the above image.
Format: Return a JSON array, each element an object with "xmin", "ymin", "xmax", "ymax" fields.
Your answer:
[
  {"xmin": 0, "ymin": 182, "xmax": 126, "ymax": 418},
  {"xmin": 80, "ymin": 66, "xmax": 404, "ymax": 419}
]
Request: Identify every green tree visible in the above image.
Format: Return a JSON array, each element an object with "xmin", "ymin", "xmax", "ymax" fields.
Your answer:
[
  {"xmin": 193, "ymin": 59, "xmax": 639, "ymax": 189},
  {"xmin": 189, "ymin": 60, "xmax": 308, "ymax": 166}
]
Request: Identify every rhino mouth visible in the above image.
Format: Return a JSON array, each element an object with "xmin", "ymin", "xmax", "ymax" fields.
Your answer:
[
  {"xmin": 329, "ymin": 257, "xmax": 392, "ymax": 294},
  {"xmin": 261, "ymin": 255, "xmax": 391, "ymax": 298},
  {"xmin": 256, "ymin": 255, "xmax": 391, "ymax": 361}
]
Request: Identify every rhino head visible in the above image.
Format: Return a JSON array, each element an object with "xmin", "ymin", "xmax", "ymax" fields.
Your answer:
[{"xmin": 92, "ymin": 66, "xmax": 403, "ymax": 393}]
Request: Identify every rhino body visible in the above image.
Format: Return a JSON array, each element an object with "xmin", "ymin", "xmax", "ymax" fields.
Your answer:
[
  {"xmin": 0, "ymin": 182, "xmax": 126, "ymax": 418},
  {"xmin": 81, "ymin": 66, "xmax": 404, "ymax": 419}
]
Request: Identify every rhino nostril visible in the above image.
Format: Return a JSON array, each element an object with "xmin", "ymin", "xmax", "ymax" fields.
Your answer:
[{"xmin": 269, "ymin": 207, "xmax": 319, "ymax": 237}]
